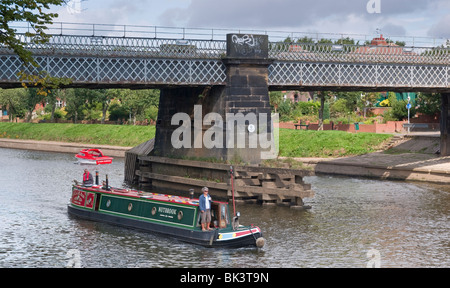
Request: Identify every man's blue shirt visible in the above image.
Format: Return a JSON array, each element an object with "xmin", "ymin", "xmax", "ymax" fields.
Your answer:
[{"xmin": 199, "ymin": 194, "xmax": 212, "ymax": 211}]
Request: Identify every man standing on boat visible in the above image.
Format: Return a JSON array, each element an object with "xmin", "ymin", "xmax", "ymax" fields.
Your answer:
[
  {"xmin": 199, "ymin": 187, "xmax": 213, "ymax": 231},
  {"xmin": 82, "ymin": 169, "xmax": 94, "ymax": 187}
]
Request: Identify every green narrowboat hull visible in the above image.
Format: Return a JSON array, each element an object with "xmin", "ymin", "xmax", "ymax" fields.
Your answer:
[{"xmin": 68, "ymin": 185, "xmax": 265, "ymax": 248}]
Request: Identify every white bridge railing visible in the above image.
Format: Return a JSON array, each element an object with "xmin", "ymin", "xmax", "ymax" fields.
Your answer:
[
  {"xmin": 1, "ymin": 22, "xmax": 449, "ymax": 90},
  {"xmin": 6, "ymin": 21, "xmax": 450, "ymax": 65}
]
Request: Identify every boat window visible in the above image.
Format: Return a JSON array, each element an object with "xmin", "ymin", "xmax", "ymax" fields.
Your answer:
[{"xmin": 220, "ymin": 204, "xmax": 229, "ymax": 228}]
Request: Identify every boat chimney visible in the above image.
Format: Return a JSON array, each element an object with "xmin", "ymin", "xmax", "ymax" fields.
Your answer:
[
  {"xmin": 189, "ymin": 189, "xmax": 194, "ymax": 199},
  {"xmin": 105, "ymin": 174, "xmax": 110, "ymax": 191},
  {"xmin": 95, "ymin": 171, "xmax": 99, "ymax": 185}
]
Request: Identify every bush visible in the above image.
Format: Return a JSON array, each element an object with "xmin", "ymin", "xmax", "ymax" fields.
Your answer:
[
  {"xmin": 145, "ymin": 106, "xmax": 159, "ymax": 122},
  {"xmin": 294, "ymin": 101, "xmax": 320, "ymax": 115},
  {"xmin": 108, "ymin": 103, "xmax": 129, "ymax": 121},
  {"xmin": 416, "ymin": 93, "xmax": 441, "ymax": 116},
  {"xmin": 383, "ymin": 93, "xmax": 416, "ymax": 121},
  {"xmin": 329, "ymin": 98, "xmax": 349, "ymax": 117}
]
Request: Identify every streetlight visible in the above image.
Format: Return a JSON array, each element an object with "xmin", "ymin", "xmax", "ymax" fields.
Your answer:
[{"xmin": 406, "ymin": 94, "xmax": 411, "ymax": 134}]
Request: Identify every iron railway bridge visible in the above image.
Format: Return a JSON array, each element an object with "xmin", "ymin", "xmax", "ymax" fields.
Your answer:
[{"xmin": 0, "ymin": 24, "xmax": 449, "ymax": 92}]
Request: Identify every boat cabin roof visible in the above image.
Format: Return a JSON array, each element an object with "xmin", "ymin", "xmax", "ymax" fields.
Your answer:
[
  {"xmin": 79, "ymin": 149, "xmax": 104, "ymax": 155},
  {"xmin": 75, "ymin": 185, "xmax": 228, "ymax": 207}
]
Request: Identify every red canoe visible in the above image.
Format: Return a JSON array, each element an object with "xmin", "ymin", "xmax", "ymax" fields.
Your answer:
[{"xmin": 75, "ymin": 149, "xmax": 113, "ymax": 165}]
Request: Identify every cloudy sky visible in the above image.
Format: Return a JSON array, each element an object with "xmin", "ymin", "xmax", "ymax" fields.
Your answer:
[{"xmin": 50, "ymin": 0, "xmax": 450, "ymax": 41}]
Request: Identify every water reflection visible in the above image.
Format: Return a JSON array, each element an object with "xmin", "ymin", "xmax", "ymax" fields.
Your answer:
[{"xmin": 0, "ymin": 148, "xmax": 448, "ymax": 267}]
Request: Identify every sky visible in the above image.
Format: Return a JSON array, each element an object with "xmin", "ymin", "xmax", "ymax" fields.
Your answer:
[{"xmin": 49, "ymin": 0, "xmax": 450, "ymax": 43}]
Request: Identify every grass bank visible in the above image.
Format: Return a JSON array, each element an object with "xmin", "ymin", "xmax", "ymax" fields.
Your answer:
[
  {"xmin": 0, "ymin": 122, "xmax": 156, "ymax": 147},
  {"xmin": 278, "ymin": 129, "xmax": 392, "ymax": 158},
  {"xmin": 0, "ymin": 122, "xmax": 392, "ymax": 157}
]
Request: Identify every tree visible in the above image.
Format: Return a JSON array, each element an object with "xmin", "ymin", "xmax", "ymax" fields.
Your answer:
[
  {"xmin": 44, "ymin": 88, "xmax": 61, "ymax": 122},
  {"xmin": 383, "ymin": 92, "xmax": 416, "ymax": 121},
  {"xmin": 0, "ymin": 0, "xmax": 65, "ymax": 65},
  {"xmin": 296, "ymin": 36, "xmax": 314, "ymax": 44},
  {"xmin": 1, "ymin": 1, "xmax": 71, "ymax": 97},
  {"xmin": 269, "ymin": 91, "xmax": 284, "ymax": 113},
  {"xmin": 0, "ymin": 88, "xmax": 26, "ymax": 121},
  {"xmin": 335, "ymin": 37, "xmax": 356, "ymax": 45},
  {"xmin": 24, "ymin": 88, "xmax": 45, "ymax": 122},
  {"xmin": 108, "ymin": 101, "xmax": 129, "ymax": 122},
  {"xmin": 121, "ymin": 89, "xmax": 160, "ymax": 125},
  {"xmin": 335, "ymin": 91, "xmax": 361, "ymax": 112},
  {"xmin": 316, "ymin": 91, "xmax": 331, "ymax": 130},
  {"xmin": 84, "ymin": 89, "xmax": 116, "ymax": 124},
  {"xmin": 416, "ymin": 92, "xmax": 441, "ymax": 116},
  {"xmin": 65, "ymin": 88, "xmax": 88, "ymax": 124}
]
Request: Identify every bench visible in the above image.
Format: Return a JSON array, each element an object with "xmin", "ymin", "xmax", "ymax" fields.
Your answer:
[
  {"xmin": 294, "ymin": 122, "xmax": 309, "ymax": 130},
  {"xmin": 403, "ymin": 123, "xmax": 430, "ymax": 132},
  {"xmin": 403, "ymin": 123, "xmax": 429, "ymax": 129}
]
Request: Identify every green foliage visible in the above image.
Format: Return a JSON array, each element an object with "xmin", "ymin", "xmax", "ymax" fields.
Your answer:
[
  {"xmin": 0, "ymin": 0, "xmax": 65, "ymax": 64},
  {"xmin": 108, "ymin": 102, "xmax": 129, "ymax": 122},
  {"xmin": 23, "ymin": 88, "xmax": 45, "ymax": 122},
  {"xmin": 1, "ymin": 1, "xmax": 73, "ymax": 98},
  {"xmin": 329, "ymin": 98, "xmax": 349, "ymax": 117},
  {"xmin": 1, "ymin": 88, "xmax": 160, "ymax": 124},
  {"xmin": 416, "ymin": 93, "xmax": 441, "ymax": 116},
  {"xmin": 271, "ymin": 88, "xmax": 423, "ymax": 125},
  {"xmin": 107, "ymin": 89, "xmax": 160, "ymax": 123},
  {"xmin": 0, "ymin": 88, "xmax": 27, "ymax": 119},
  {"xmin": 269, "ymin": 91, "xmax": 284, "ymax": 113},
  {"xmin": 277, "ymin": 100, "xmax": 293, "ymax": 121},
  {"xmin": 294, "ymin": 101, "xmax": 320, "ymax": 115},
  {"xmin": 144, "ymin": 106, "xmax": 159, "ymax": 122},
  {"xmin": 42, "ymin": 108, "xmax": 64, "ymax": 120},
  {"xmin": 383, "ymin": 92, "xmax": 416, "ymax": 121}
]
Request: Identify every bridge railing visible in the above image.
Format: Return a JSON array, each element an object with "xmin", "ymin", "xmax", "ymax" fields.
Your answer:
[
  {"xmin": 1, "ymin": 33, "xmax": 227, "ymax": 59},
  {"xmin": 10, "ymin": 21, "xmax": 447, "ymax": 46},
  {"xmin": 3, "ymin": 22, "xmax": 450, "ymax": 65},
  {"xmin": 269, "ymin": 42, "xmax": 450, "ymax": 65}
]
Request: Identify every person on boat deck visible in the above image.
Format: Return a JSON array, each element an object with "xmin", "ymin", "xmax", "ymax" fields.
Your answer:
[
  {"xmin": 82, "ymin": 169, "xmax": 94, "ymax": 187},
  {"xmin": 199, "ymin": 187, "xmax": 213, "ymax": 231}
]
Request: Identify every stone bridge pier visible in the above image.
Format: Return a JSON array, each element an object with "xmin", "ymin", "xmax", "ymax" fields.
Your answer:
[
  {"xmin": 153, "ymin": 34, "xmax": 274, "ymax": 164},
  {"xmin": 126, "ymin": 34, "xmax": 313, "ymax": 208}
]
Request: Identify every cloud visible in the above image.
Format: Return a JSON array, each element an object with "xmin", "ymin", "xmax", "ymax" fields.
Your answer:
[
  {"xmin": 159, "ymin": 0, "xmax": 368, "ymax": 29},
  {"xmin": 380, "ymin": 23, "xmax": 407, "ymax": 36},
  {"xmin": 51, "ymin": 0, "xmax": 449, "ymax": 40},
  {"xmin": 156, "ymin": 0, "xmax": 450, "ymax": 42},
  {"xmin": 158, "ymin": 0, "xmax": 438, "ymax": 29},
  {"xmin": 55, "ymin": 0, "xmax": 153, "ymax": 26},
  {"xmin": 428, "ymin": 14, "xmax": 450, "ymax": 38}
]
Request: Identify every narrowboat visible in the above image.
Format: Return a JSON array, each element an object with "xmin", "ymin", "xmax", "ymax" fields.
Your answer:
[
  {"xmin": 67, "ymin": 184, "xmax": 265, "ymax": 248},
  {"xmin": 75, "ymin": 149, "xmax": 113, "ymax": 165}
]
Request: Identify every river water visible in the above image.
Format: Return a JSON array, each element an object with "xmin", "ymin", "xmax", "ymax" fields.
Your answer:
[{"xmin": 0, "ymin": 148, "xmax": 448, "ymax": 268}]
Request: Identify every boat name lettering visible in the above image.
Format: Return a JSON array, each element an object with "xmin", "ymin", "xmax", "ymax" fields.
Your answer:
[
  {"xmin": 74, "ymin": 190, "xmax": 85, "ymax": 199},
  {"xmin": 72, "ymin": 190, "xmax": 86, "ymax": 206},
  {"xmin": 158, "ymin": 207, "xmax": 177, "ymax": 215}
]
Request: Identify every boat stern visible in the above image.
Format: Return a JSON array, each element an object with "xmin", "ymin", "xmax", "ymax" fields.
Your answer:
[{"xmin": 216, "ymin": 225, "xmax": 265, "ymax": 248}]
